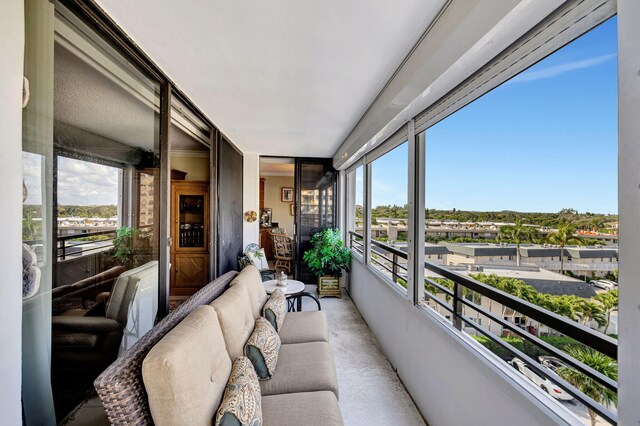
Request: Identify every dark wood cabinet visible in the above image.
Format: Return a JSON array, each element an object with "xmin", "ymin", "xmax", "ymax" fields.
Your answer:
[
  {"xmin": 170, "ymin": 181, "xmax": 210, "ymax": 296},
  {"xmin": 260, "ymin": 227, "xmax": 274, "ymax": 259}
]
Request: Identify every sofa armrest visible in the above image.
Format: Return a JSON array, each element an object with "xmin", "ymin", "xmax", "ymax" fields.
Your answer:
[{"xmin": 52, "ymin": 316, "xmax": 122, "ymax": 333}]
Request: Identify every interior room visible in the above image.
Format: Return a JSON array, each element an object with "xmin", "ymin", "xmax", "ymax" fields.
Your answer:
[
  {"xmin": 5, "ymin": 1, "xmax": 640, "ymax": 426},
  {"xmin": 258, "ymin": 157, "xmax": 295, "ymax": 275}
]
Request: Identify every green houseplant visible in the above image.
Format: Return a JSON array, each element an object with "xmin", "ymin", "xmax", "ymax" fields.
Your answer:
[
  {"xmin": 109, "ymin": 226, "xmax": 152, "ymax": 269},
  {"xmin": 303, "ymin": 228, "xmax": 351, "ymax": 298}
]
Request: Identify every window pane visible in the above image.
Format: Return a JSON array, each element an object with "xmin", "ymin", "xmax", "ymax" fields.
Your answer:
[
  {"xmin": 21, "ymin": 2, "xmax": 163, "ymax": 419},
  {"xmin": 369, "ymin": 143, "xmax": 409, "ymax": 291},
  {"xmin": 420, "ymin": 19, "xmax": 618, "ymax": 419}
]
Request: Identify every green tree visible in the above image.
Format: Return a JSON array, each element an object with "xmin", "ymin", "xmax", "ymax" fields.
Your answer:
[
  {"xmin": 575, "ymin": 300, "xmax": 606, "ymax": 328},
  {"xmin": 546, "ymin": 223, "xmax": 584, "ymax": 274},
  {"xmin": 558, "ymin": 347, "xmax": 617, "ymax": 426},
  {"xmin": 498, "ymin": 219, "xmax": 537, "ymax": 266},
  {"xmin": 594, "ymin": 289, "xmax": 618, "ymax": 334}
]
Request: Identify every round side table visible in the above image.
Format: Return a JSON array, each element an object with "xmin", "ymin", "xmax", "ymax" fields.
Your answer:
[{"xmin": 262, "ymin": 279, "xmax": 321, "ymax": 311}]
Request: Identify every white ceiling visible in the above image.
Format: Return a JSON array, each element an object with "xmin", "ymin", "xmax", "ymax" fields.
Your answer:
[{"xmin": 95, "ymin": 0, "xmax": 446, "ymax": 157}]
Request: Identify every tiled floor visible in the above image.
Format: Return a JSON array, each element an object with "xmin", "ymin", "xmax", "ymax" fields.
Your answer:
[{"xmin": 63, "ymin": 286, "xmax": 426, "ymax": 425}]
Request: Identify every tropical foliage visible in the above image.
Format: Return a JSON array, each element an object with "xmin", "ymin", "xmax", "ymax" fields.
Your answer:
[
  {"xmin": 594, "ymin": 289, "xmax": 618, "ymax": 334},
  {"xmin": 558, "ymin": 346, "xmax": 617, "ymax": 426},
  {"xmin": 425, "ymin": 274, "xmax": 616, "ymax": 331},
  {"xmin": 109, "ymin": 226, "xmax": 152, "ymax": 269},
  {"xmin": 546, "ymin": 223, "xmax": 585, "ymax": 273},
  {"xmin": 303, "ymin": 228, "xmax": 351, "ymax": 277},
  {"xmin": 360, "ymin": 205, "xmax": 617, "ymax": 229},
  {"xmin": 498, "ymin": 219, "xmax": 537, "ymax": 266}
]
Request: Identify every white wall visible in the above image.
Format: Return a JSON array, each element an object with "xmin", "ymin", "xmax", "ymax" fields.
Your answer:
[
  {"xmin": 242, "ymin": 153, "xmax": 260, "ymax": 248},
  {"xmin": 0, "ymin": 0, "xmax": 24, "ymax": 422},
  {"xmin": 617, "ymin": 0, "xmax": 640, "ymax": 423},
  {"xmin": 261, "ymin": 175, "xmax": 295, "ymax": 236},
  {"xmin": 349, "ymin": 260, "xmax": 581, "ymax": 426}
]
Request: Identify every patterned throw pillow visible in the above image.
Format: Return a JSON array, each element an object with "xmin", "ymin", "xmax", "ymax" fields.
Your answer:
[
  {"xmin": 246, "ymin": 249, "xmax": 268, "ymax": 270},
  {"xmin": 244, "ymin": 317, "xmax": 281, "ymax": 380},
  {"xmin": 262, "ymin": 289, "xmax": 286, "ymax": 332},
  {"xmin": 215, "ymin": 356, "xmax": 262, "ymax": 426}
]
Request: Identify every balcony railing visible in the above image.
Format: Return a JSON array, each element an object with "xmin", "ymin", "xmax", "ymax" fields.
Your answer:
[
  {"xmin": 348, "ymin": 231, "xmax": 618, "ymax": 425},
  {"xmin": 57, "ymin": 229, "xmax": 117, "ymax": 261}
]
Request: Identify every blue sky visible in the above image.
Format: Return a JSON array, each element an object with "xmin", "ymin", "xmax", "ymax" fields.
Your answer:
[{"xmin": 369, "ymin": 17, "xmax": 618, "ymax": 214}]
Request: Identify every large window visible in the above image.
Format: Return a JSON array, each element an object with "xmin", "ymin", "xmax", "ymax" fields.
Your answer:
[
  {"xmin": 368, "ymin": 142, "xmax": 409, "ymax": 291},
  {"xmin": 421, "ymin": 17, "xmax": 618, "ymax": 317},
  {"xmin": 342, "ymin": 15, "xmax": 619, "ymax": 425},
  {"xmin": 418, "ymin": 18, "xmax": 618, "ymax": 425}
]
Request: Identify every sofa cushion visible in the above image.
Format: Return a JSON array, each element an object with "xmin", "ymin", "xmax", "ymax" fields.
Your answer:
[
  {"xmin": 279, "ymin": 311, "xmax": 329, "ymax": 344},
  {"xmin": 142, "ymin": 305, "xmax": 231, "ymax": 426},
  {"xmin": 212, "ymin": 284, "xmax": 255, "ymax": 360},
  {"xmin": 262, "ymin": 289, "xmax": 286, "ymax": 332},
  {"xmin": 262, "ymin": 391, "xmax": 343, "ymax": 426},
  {"xmin": 245, "ymin": 317, "xmax": 281, "ymax": 380},
  {"xmin": 259, "ymin": 342, "xmax": 339, "ymax": 399},
  {"xmin": 229, "ymin": 265, "xmax": 267, "ymax": 319},
  {"xmin": 215, "ymin": 356, "xmax": 262, "ymax": 426}
]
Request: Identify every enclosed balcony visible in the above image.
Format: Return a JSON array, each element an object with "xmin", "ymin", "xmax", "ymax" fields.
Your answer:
[{"xmin": 4, "ymin": 0, "xmax": 640, "ymax": 425}]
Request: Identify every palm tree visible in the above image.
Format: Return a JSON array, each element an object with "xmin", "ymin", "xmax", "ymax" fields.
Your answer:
[
  {"xmin": 546, "ymin": 223, "xmax": 584, "ymax": 274},
  {"xmin": 499, "ymin": 219, "xmax": 536, "ymax": 266},
  {"xmin": 576, "ymin": 300, "xmax": 607, "ymax": 328},
  {"xmin": 558, "ymin": 346, "xmax": 617, "ymax": 426},
  {"xmin": 594, "ymin": 289, "xmax": 618, "ymax": 334}
]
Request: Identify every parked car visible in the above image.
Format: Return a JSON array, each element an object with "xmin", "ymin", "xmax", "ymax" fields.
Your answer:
[
  {"xmin": 591, "ymin": 280, "xmax": 615, "ymax": 290},
  {"xmin": 509, "ymin": 358, "xmax": 573, "ymax": 401},
  {"xmin": 538, "ymin": 356, "xmax": 567, "ymax": 373}
]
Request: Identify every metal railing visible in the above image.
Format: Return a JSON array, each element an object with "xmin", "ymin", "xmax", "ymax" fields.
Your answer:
[
  {"xmin": 348, "ymin": 231, "xmax": 618, "ymax": 424},
  {"xmin": 349, "ymin": 231, "xmax": 407, "ymax": 285},
  {"xmin": 57, "ymin": 229, "xmax": 117, "ymax": 260}
]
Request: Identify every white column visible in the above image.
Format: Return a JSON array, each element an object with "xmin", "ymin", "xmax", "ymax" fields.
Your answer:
[
  {"xmin": 618, "ymin": 1, "xmax": 640, "ymax": 424},
  {"xmin": 0, "ymin": 0, "xmax": 25, "ymax": 422},
  {"xmin": 242, "ymin": 152, "xmax": 260, "ymax": 248}
]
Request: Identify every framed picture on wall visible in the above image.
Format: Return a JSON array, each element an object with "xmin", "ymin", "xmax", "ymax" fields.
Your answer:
[
  {"xmin": 281, "ymin": 187, "xmax": 293, "ymax": 202},
  {"xmin": 290, "ymin": 203, "xmax": 295, "ymax": 216}
]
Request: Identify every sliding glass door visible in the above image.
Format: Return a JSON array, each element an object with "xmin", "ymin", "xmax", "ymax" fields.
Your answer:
[
  {"xmin": 294, "ymin": 159, "xmax": 337, "ymax": 283},
  {"xmin": 22, "ymin": 1, "xmax": 165, "ymax": 421}
]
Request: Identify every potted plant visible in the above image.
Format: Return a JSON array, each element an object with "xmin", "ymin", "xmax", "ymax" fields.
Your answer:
[
  {"xmin": 109, "ymin": 226, "xmax": 152, "ymax": 269},
  {"xmin": 303, "ymin": 228, "xmax": 351, "ymax": 298}
]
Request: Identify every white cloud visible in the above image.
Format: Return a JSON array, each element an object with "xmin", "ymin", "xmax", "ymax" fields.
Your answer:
[
  {"xmin": 23, "ymin": 152, "xmax": 44, "ymax": 205},
  {"xmin": 508, "ymin": 53, "xmax": 616, "ymax": 85},
  {"xmin": 57, "ymin": 157, "xmax": 119, "ymax": 205}
]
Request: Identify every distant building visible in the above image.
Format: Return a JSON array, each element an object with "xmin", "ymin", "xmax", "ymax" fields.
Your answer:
[{"xmin": 440, "ymin": 242, "xmax": 617, "ymax": 278}]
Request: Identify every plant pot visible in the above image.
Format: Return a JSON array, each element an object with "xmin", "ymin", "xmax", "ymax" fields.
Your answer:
[{"xmin": 317, "ymin": 275, "xmax": 342, "ymax": 299}]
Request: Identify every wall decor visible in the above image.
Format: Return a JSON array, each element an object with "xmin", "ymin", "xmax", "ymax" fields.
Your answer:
[
  {"xmin": 290, "ymin": 203, "xmax": 295, "ymax": 216},
  {"xmin": 244, "ymin": 210, "xmax": 258, "ymax": 223},
  {"xmin": 281, "ymin": 187, "xmax": 293, "ymax": 202}
]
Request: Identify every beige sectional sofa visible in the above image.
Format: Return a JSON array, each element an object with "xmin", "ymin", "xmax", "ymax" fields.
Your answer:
[{"xmin": 94, "ymin": 266, "xmax": 342, "ymax": 425}]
